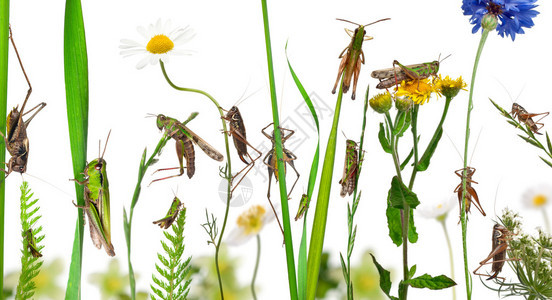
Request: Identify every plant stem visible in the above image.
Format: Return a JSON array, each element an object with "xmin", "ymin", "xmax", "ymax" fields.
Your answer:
[
  {"xmin": 260, "ymin": 1, "xmax": 298, "ymax": 299},
  {"xmin": 542, "ymin": 209, "xmax": 551, "ymax": 233},
  {"xmin": 408, "ymin": 105, "xmax": 420, "ymax": 190},
  {"xmin": 251, "ymin": 234, "xmax": 261, "ymax": 300},
  {"xmin": 0, "ymin": 1, "xmax": 8, "ymax": 294},
  {"xmin": 160, "ymin": 61, "xmax": 232, "ymax": 300},
  {"xmin": 440, "ymin": 218, "xmax": 456, "ymax": 300},
  {"xmin": 460, "ymin": 28, "xmax": 490, "ymax": 300}
]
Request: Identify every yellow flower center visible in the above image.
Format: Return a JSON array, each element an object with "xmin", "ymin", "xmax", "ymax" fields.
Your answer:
[
  {"xmin": 237, "ymin": 205, "xmax": 266, "ymax": 235},
  {"xmin": 146, "ymin": 34, "xmax": 174, "ymax": 54},
  {"xmin": 533, "ymin": 194, "xmax": 547, "ymax": 207}
]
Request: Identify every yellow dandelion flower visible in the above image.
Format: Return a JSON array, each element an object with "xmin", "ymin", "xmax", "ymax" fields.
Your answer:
[
  {"xmin": 227, "ymin": 204, "xmax": 276, "ymax": 245},
  {"xmin": 369, "ymin": 92, "xmax": 392, "ymax": 113},
  {"xmin": 395, "ymin": 79, "xmax": 437, "ymax": 105},
  {"xmin": 120, "ymin": 19, "xmax": 195, "ymax": 69},
  {"xmin": 435, "ymin": 75, "xmax": 467, "ymax": 99}
]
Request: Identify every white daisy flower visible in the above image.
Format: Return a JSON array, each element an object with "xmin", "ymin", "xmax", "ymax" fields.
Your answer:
[
  {"xmin": 418, "ymin": 195, "xmax": 455, "ymax": 221},
  {"xmin": 522, "ymin": 185, "xmax": 552, "ymax": 209},
  {"xmin": 120, "ymin": 19, "xmax": 195, "ymax": 69},
  {"xmin": 226, "ymin": 204, "xmax": 276, "ymax": 246}
]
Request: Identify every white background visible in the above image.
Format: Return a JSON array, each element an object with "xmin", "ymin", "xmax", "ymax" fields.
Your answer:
[{"xmin": 4, "ymin": 0, "xmax": 552, "ymax": 299}]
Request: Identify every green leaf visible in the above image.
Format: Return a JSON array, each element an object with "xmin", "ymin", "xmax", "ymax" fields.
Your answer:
[
  {"xmin": 517, "ymin": 134, "xmax": 540, "ymax": 148},
  {"xmin": 286, "ymin": 43, "xmax": 320, "ymax": 300},
  {"xmin": 416, "ymin": 127, "xmax": 443, "ymax": 171},
  {"xmin": 408, "ymin": 209, "xmax": 418, "ymax": 243},
  {"xmin": 386, "ymin": 198, "xmax": 403, "ymax": 247},
  {"xmin": 489, "ymin": 98, "xmax": 510, "ymax": 117},
  {"xmin": 64, "ymin": 0, "xmax": 89, "ymax": 297},
  {"xmin": 397, "ymin": 111, "xmax": 412, "ymax": 138},
  {"xmin": 393, "ymin": 111, "xmax": 406, "ymax": 136},
  {"xmin": 400, "ymin": 148, "xmax": 414, "ymax": 171},
  {"xmin": 370, "ymin": 254, "xmax": 398, "ymax": 300},
  {"xmin": 546, "ymin": 132, "xmax": 552, "ymax": 155},
  {"xmin": 0, "ymin": 6, "xmax": 7, "ymax": 295},
  {"xmin": 388, "ymin": 176, "xmax": 420, "ymax": 209},
  {"xmin": 379, "ymin": 122, "xmax": 392, "ymax": 153},
  {"xmin": 405, "ymin": 273, "xmax": 456, "ymax": 290},
  {"xmin": 539, "ymin": 156, "xmax": 552, "ymax": 169},
  {"xmin": 408, "ymin": 265, "xmax": 417, "ymax": 279}
]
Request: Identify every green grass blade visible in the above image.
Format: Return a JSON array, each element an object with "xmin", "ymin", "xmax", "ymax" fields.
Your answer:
[
  {"xmin": 0, "ymin": 1, "xmax": 8, "ymax": 293},
  {"xmin": 64, "ymin": 0, "xmax": 89, "ymax": 298},
  {"xmin": 285, "ymin": 43, "xmax": 320, "ymax": 300},
  {"xmin": 260, "ymin": 1, "xmax": 298, "ymax": 298},
  {"xmin": 307, "ymin": 79, "xmax": 345, "ymax": 300}
]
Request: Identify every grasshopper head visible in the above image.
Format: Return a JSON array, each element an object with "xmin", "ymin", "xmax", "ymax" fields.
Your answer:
[
  {"xmin": 6, "ymin": 153, "xmax": 28, "ymax": 175},
  {"xmin": 87, "ymin": 158, "xmax": 106, "ymax": 175},
  {"xmin": 346, "ymin": 139, "xmax": 358, "ymax": 149},
  {"xmin": 225, "ymin": 106, "xmax": 239, "ymax": 120},
  {"xmin": 156, "ymin": 114, "xmax": 167, "ymax": 130}
]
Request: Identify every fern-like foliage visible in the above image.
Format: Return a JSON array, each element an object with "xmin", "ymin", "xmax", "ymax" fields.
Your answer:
[
  {"xmin": 151, "ymin": 205, "xmax": 192, "ymax": 300},
  {"xmin": 16, "ymin": 181, "xmax": 44, "ymax": 300}
]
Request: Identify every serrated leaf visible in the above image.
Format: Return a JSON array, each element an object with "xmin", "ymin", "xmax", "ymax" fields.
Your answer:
[
  {"xmin": 379, "ymin": 122, "xmax": 392, "ymax": 153},
  {"xmin": 386, "ymin": 199, "xmax": 403, "ymax": 247},
  {"xmin": 370, "ymin": 253, "xmax": 397, "ymax": 300},
  {"xmin": 408, "ymin": 209, "xmax": 418, "ymax": 243},
  {"xmin": 405, "ymin": 273, "xmax": 456, "ymax": 290},
  {"xmin": 388, "ymin": 176, "xmax": 420, "ymax": 209}
]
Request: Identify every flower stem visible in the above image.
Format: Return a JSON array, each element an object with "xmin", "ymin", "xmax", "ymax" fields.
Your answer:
[
  {"xmin": 159, "ymin": 61, "xmax": 233, "ymax": 300},
  {"xmin": 440, "ymin": 218, "xmax": 456, "ymax": 300},
  {"xmin": 0, "ymin": 2, "xmax": 8, "ymax": 294},
  {"xmin": 251, "ymin": 234, "xmax": 261, "ymax": 300},
  {"xmin": 460, "ymin": 28, "xmax": 490, "ymax": 300}
]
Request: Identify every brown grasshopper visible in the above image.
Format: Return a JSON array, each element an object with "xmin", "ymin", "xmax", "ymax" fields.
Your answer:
[
  {"xmin": 1, "ymin": 25, "xmax": 46, "ymax": 178},
  {"xmin": 454, "ymin": 167, "xmax": 486, "ymax": 221},
  {"xmin": 473, "ymin": 224, "xmax": 517, "ymax": 280},
  {"xmin": 332, "ymin": 18, "xmax": 390, "ymax": 100},
  {"xmin": 339, "ymin": 139, "xmax": 359, "ymax": 197},
  {"xmin": 510, "ymin": 103, "xmax": 549, "ymax": 135},
  {"xmin": 150, "ymin": 114, "xmax": 224, "ymax": 185},
  {"xmin": 221, "ymin": 106, "xmax": 262, "ymax": 194}
]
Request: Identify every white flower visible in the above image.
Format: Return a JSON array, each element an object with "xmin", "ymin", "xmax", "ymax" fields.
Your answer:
[
  {"xmin": 119, "ymin": 19, "xmax": 194, "ymax": 69},
  {"xmin": 418, "ymin": 195, "xmax": 455, "ymax": 221},
  {"xmin": 226, "ymin": 204, "xmax": 276, "ymax": 246},
  {"xmin": 522, "ymin": 185, "xmax": 552, "ymax": 209}
]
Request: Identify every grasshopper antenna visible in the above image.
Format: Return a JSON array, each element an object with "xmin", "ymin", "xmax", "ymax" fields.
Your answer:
[
  {"xmin": 234, "ymin": 87, "xmax": 262, "ymax": 107},
  {"xmin": 364, "ymin": 18, "xmax": 391, "ymax": 27},
  {"xmin": 24, "ymin": 172, "xmax": 74, "ymax": 199},
  {"xmin": 439, "ymin": 54, "xmax": 452, "ymax": 63},
  {"xmin": 145, "ymin": 113, "xmax": 157, "ymax": 118},
  {"xmin": 336, "ymin": 18, "xmax": 361, "ymax": 26},
  {"xmin": 101, "ymin": 130, "xmax": 112, "ymax": 160},
  {"xmin": 496, "ymin": 79, "xmax": 525, "ymax": 105}
]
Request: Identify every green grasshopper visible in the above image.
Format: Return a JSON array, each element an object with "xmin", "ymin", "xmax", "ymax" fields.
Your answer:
[
  {"xmin": 25, "ymin": 229, "xmax": 42, "ymax": 258},
  {"xmin": 294, "ymin": 194, "xmax": 310, "ymax": 221},
  {"xmin": 332, "ymin": 18, "xmax": 390, "ymax": 100},
  {"xmin": 153, "ymin": 196, "xmax": 183, "ymax": 229},
  {"xmin": 339, "ymin": 139, "xmax": 359, "ymax": 197},
  {"xmin": 151, "ymin": 114, "xmax": 224, "ymax": 184},
  {"xmin": 371, "ymin": 55, "xmax": 450, "ymax": 89},
  {"xmin": 71, "ymin": 131, "xmax": 115, "ymax": 257}
]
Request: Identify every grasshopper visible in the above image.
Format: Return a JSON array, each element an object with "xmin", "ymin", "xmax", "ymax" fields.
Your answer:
[
  {"xmin": 371, "ymin": 55, "xmax": 449, "ymax": 89},
  {"xmin": 294, "ymin": 193, "xmax": 310, "ymax": 221},
  {"xmin": 71, "ymin": 131, "xmax": 115, "ymax": 256},
  {"xmin": 25, "ymin": 229, "xmax": 42, "ymax": 258},
  {"xmin": 1, "ymin": 25, "xmax": 46, "ymax": 178},
  {"xmin": 473, "ymin": 224, "xmax": 517, "ymax": 280},
  {"xmin": 510, "ymin": 103, "xmax": 549, "ymax": 135},
  {"xmin": 151, "ymin": 114, "xmax": 224, "ymax": 184},
  {"xmin": 153, "ymin": 196, "xmax": 183, "ymax": 229},
  {"xmin": 221, "ymin": 106, "xmax": 262, "ymax": 194},
  {"xmin": 339, "ymin": 139, "xmax": 359, "ymax": 197},
  {"xmin": 454, "ymin": 167, "xmax": 486, "ymax": 222},
  {"xmin": 332, "ymin": 18, "xmax": 390, "ymax": 100}
]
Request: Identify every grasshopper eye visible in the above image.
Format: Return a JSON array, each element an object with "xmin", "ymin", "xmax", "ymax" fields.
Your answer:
[{"xmin": 95, "ymin": 163, "xmax": 102, "ymax": 170}]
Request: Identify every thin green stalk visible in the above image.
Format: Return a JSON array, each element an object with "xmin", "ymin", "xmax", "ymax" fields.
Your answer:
[
  {"xmin": 0, "ymin": 0, "xmax": 8, "ymax": 294},
  {"xmin": 260, "ymin": 1, "xmax": 298, "ymax": 299},
  {"xmin": 124, "ymin": 134, "xmax": 170, "ymax": 300},
  {"xmin": 460, "ymin": 28, "xmax": 490, "ymax": 300},
  {"xmin": 408, "ymin": 105, "xmax": 420, "ymax": 190},
  {"xmin": 384, "ymin": 112, "xmax": 403, "ymax": 182},
  {"xmin": 440, "ymin": 219, "xmax": 456, "ymax": 300},
  {"xmin": 307, "ymin": 80, "xmax": 344, "ymax": 300},
  {"xmin": 251, "ymin": 234, "xmax": 261, "ymax": 300},
  {"xmin": 159, "ymin": 61, "xmax": 232, "ymax": 300}
]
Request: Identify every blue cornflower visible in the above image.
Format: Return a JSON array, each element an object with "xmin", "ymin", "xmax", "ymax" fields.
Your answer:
[{"xmin": 462, "ymin": 0, "xmax": 539, "ymax": 41}]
